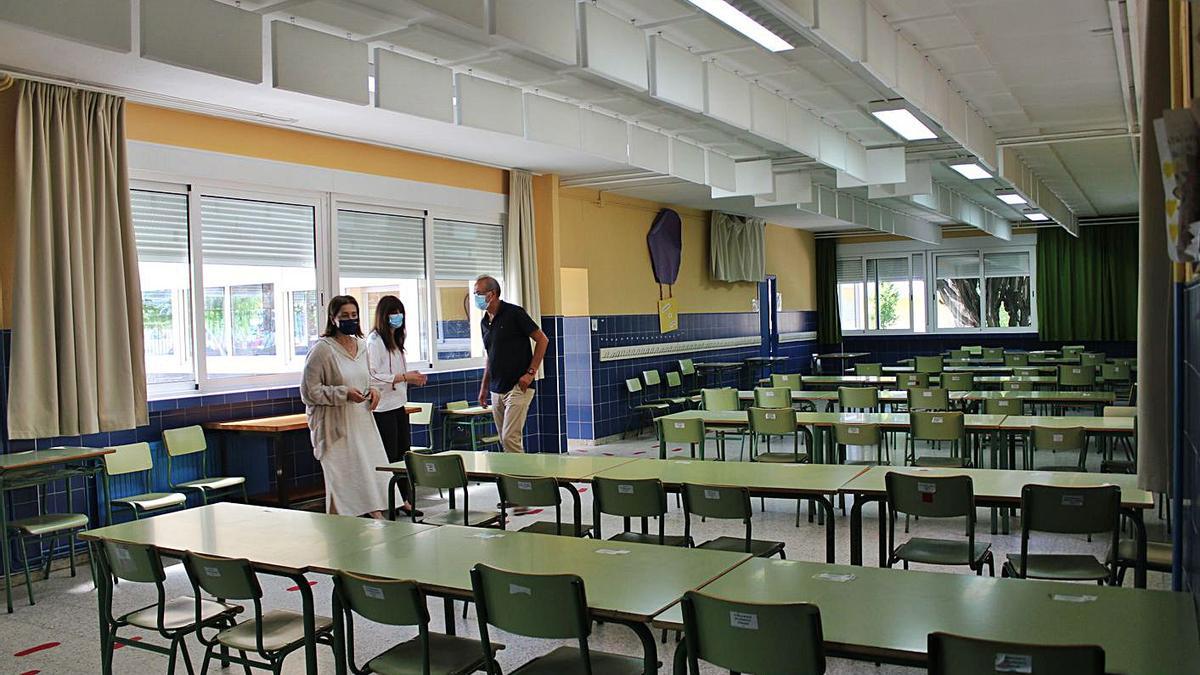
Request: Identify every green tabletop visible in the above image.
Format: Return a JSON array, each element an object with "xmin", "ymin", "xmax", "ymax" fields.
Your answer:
[
  {"xmin": 964, "ymin": 390, "xmax": 1116, "ymax": 403},
  {"xmin": 737, "ymin": 390, "xmax": 970, "ymax": 404},
  {"xmin": 592, "ymin": 458, "xmax": 867, "ymax": 495},
  {"xmin": 885, "ymin": 365, "xmax": 1056, "ymax": 374},
  {"xmin": 998, "ymin": 415, "xmax": 1135, "ymax": 433},
  {"xmin": 803, "ymin": 375, "xmax": 897, "ymax": 385},
  {"xmin": 840, "ymin": 465, "xmax": 1153, "ymax": 509},
  {"xmin": 695, "ymin": 361, "xmax": 743, "ymax": 369},
  {"xmin": 313, "ymin": 524, "xmax": 750, "ymax": 623},
  {"xmin": 377, "ymin": 450, "xmax": 638, "ymax": 481},
  {"xmin": 0, "ymin": 446, "xmax": 112, "ymax": 473},
  {"xmin": 650, "ymin": 558, "xmax": 1199, "ymax": 674},
  {"xmin": 658, "ymin": 410, "xmax": 1005, "ymax": 430},
  {"xmin": 974, "ymin": 375, "xmax": 1057, "ymax": 384},
  {"xmin": 79, "ymin": 502, "xmax": 435, "ymax": 573}
]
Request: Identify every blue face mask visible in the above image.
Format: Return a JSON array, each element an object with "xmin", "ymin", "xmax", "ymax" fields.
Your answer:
[
  {"xmin": 388, "ymin": 313, "xmax": 404, "ymax": 329},
  {"xmin": 337, "ymin": 318, "xmax": 359, "ymax": 335},
  {"xmin": 473, "ymin": 294, "xmax": 489, "ymax": 311}
]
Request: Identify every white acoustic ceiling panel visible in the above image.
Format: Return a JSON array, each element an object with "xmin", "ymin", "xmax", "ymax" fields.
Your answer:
[
  {"xmin": 649, "ymin": 36, "xmax": 703, "ymax": 112},
  {"xmin": 712, "ymin": 159, "xmax": 773, "ymax": 198},
  {"xmin": 580, "ymin": 4, "xmax": 648, "ymax": 91},
  {"xmin": 706, "ymin": 150, "xmax": 736, "ymax": 192},
  {"xmin": 865, "ymin": 147, "xmax": 906, "ymax": 185},
  {"xmin": 895, "ymin": 41, "xmax": 926, "ymax": 109},
  {"xmin": 581, "ymin": 109, "xmax": 628, "ymax": 162},
  {"xmin": 923, "ymin": 67, "xmax": 949, "ymax": 124},
  {"xmin": 670, "ymin": 138, "xmax": 706, "ymax": 184},
  {"xmin": 786, "ymin": 104, "xmax": 820, "ymax": 157},
  {"xmin": 754, "ymin": 171, "xmax": 812, "ymax": 207},
  {"xmin": 704, "ymin": 63, "xmax": 751, "ymax": 129},
  {"xmin": 750, "ymin": 86, "xmax": 788, "ymax": 144},
  {"xmin": 818, "ymin": 124, "xmax": 846, "ymax": 171},
  {"xmin": 942, "ymin": 91, "xmax": 967, "ymax": 140},
  {"xmin": 374, "ymin": 49, "xmax": 454, "ymax": 123},
  {"xmin": 493, "ymin": 0, "xmax": 576, "ymax": 65},
  {"xmin": 271, "ymin": 22, "xmax": 368, "ymax": 105},
  {"xmin": 812, "ymin": 0, "xmax": 864, "ymax": 62},
  {"xmin": 966, "ymin": 111, "xmax": 997, "ymax": 168},
  {"xmin": 862, "ymin": 8, "xmax": 896, "ymax": 88},
  {"xmin": 141, "ymin": 0, "xmax": 262, "ymax": 84},
  {"xmin": 408, "ymin": 0, "xmax": 486, "ymax": 29},
  {"xmin": 0, "ymin": 0, "xmax": 130, "ymax": 52},
  {"xmin": 456, "ymin": 74, "xmax": 524, "ymax": 136},
  {"xmin": 524, "ymin": 94, "xmax": 581, "ymax": 149},
  {"xmin": 629, "ymin": 126, "xmax": 670, "ymax": 174}
]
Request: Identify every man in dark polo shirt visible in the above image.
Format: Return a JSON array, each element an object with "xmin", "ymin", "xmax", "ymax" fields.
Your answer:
[{"xmin": 475, "ymin": 275, "xmax": 548, "ymax": 453}]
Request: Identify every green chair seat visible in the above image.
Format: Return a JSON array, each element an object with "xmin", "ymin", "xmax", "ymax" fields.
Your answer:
[
  {"xmin": 124, "ymin": 596, "xmax": 242, "ymax": 632},
  {"xmin": 113, "ymin": 491, "xmax": 187, "ymax": 512},
  {"xmin": 753, "ymin": 452, "xmax": 810, "ymax": 464},
  {"xmin": 1115, "ymin": 539, "xmax": 1172, "ymax": 571},
  {"xmin": 608, "ymin": 532, "xmax": 690, "ymax": 548},
  {"xmin": 696, "ymin": 536, "xmax": 785, "ymax": 558},
  {"xmin": 635, "ymin": 403, "xmax": 671, "ymax": 412},
  {"xmin": 912, "ymin": 456, "xmax": 966, "ymax": 468},
  {"xmin": 176, "ymin": 476, "xmax": 246, "ymax": 492},
  {"xmin": 1003, "ymin": 553, "xmax": 1110, "ymax": 582},
  {"xmin": 217, "ymin": 608, "xmax": 334, "ymax": 653},
  {"xmin": 509, "ymin": 645, "xmax": 643, "ymax": 675},
  {"xmin": 1038, "ymin": 464, "xmax": 1085, "ymax": 473},
  {"xmin": 519, "ymin": 521, "xmax": 593, "ymax": 538},
  {"xmin": 655, "ymin": 396, "xmax": 691, "ymax": 406},
  {"xmin": 479, "ymin": 435, "xmax": 501, "ymax": 445},
  {"xmin": 420, "ymin": 508, "xmax": 502, "ymax": 528},
  {"xmin": 8, "ymin": 512, "xmax": 89, "ymax": 536},
  {"xmin": 895, "ymin": 537, "xmax": 991, "ymax": 567},
  {"xmin": 364, "ymin": 632, "xmax": 501, "ymax": 675}
]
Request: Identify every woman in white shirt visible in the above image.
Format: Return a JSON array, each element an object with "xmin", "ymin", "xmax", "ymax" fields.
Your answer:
[{"xmin": 367, "ymin": 295, "xmax": 428, "ymax": 516}]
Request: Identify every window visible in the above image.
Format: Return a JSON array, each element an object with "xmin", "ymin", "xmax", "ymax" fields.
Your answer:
[
  {"xmin": 866, "ymin": 257, "xmax": 911, "ymax": 330},
  {"xmin": 131, "ymin": 189, "xmax": 193, "ymax": 387},
  {"xmin": 984, "ymin": 251, "xmax": 1032, "ymax": 327},
  {"xmin": 836, "ymin": 258, "xmax": 865, "ymax": 332},
  {"xmin": 433, "ymin": 219, "xmax": 504, "ymax": 362},
  {"xmin": 911, "ymin": 253, "xmax": 927, "ymax": 333},
  {"xmin": 934, "ymin": 250, "xmax": 1033, "ymax": 331},
  {"xmin": 934, "ymin": 254, "xmax": 981, "ymax": 329},
  {"xmin": 838, "ymin": 254, "xmax": 924, "ymax": 333}
]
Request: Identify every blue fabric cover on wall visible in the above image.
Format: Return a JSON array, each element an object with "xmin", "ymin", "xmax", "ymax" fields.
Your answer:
[{"xmin": 647, "ymin": 208, "xmax": 682, "ymax": 285}]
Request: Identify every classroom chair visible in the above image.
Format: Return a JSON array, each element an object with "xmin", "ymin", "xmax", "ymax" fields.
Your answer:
[
  {"xmin": 101, "ymin": 442, "xmax": 187, "ymax": 525},
  {"xmin": 928, "ymin": 633, "xmax": 1104, "ymax": 675},
  {"xmin": 443, "ymin": 401, "xmax": 501, "ymax": 452},
  {"xmin": 1003, "ymin": 352, "xmax": 1029, "ymax": 366},
  {"xmin": 643, "ymin": 369, "xmax": 690, "ymax": 411},
  {"xmin": 664, "ymin": 370, "xmax": 700, "ymax": 407},
  {"xmin": 1100, "ymin": 363, "xmax": 1133, "ymax": 403},
  {"xmin": 162, "ymin": 426, "xmax": 248, "ymax": 505},
  {"xmin": 855, "ymin": 363, "xmax": 883, "ymax": 376},
  {"xmin": 907, "ymin": 387, "xmax": 950, "ymax": 411},
  {"xmin": 407, "ymin": 402, "xmax": 435, "ymax": 453},
  {"xmin": 403, "ymin": 452, "xmax": 502, "ymax": 527},
  {"xmin": 985, "ymin": 397, "xmax": 1026, "ymax": 463},
  {"xmin": 748, "ymin": 407, "xmax": 809, "ymax": 464},
  {"xmin": 914, "ymin": 355, "xmax": 944, "ymax": 374},
  {"xmin": 1002, "ymin": 379, "xmax": 1035, "ymax": 392},
  {"xmin": 1110, "ymin": 536, "xmax": 1173, "ymax": 586},
  {"xmin": 770, "ymin": 372, "xmax": 802, "ymax": 390},
  {"xmin": 1002, "ymin": 484, "xmax": 1120, "ymax": 584},
  {"xmin": 885, "ymin": 473, "xmax": 994, "ymax": 576},
  {"xmin": 982, "ymin": 347, "xmax": 1004, "ymax": 360},
  {"xmin": 941, "ymin": 372, "xmax": 974, "ymax": 393},
  {"xmin": 896, "ymin": 372, "xmax": 930, "ymax": 389},
  {"xmin": 960, "ymin": 345, "xmax": 983, "ymax": 356},
  {"xmin": 1079, "ymin": 352, "xmax": 1106, "ymax": 367},
  {"xmin": 680, "ymin": 591, "xmax": 825, "ymax": 675},
  {"xmin": 678, "ymin": 358, "xmax": 701, "ymax": 393},
  {"xmin": 470, "ymin": 564, "xmax": 644, "ymax": 675},
  {"xmin": 906, "ymin": 411, "xmax": 968, "ymax": 468},
  {"xmin": 681, "ymin": 483, "xmax": 786, "ymax": 558},
  {"xmin": 497, "ymin": 474, "xmax": 592, "ymax": 538},
  {"xmin": 96, "ymin": 541, "xmax": 242, "ymax": 675},
  {"xmin": 623, "ymin": 378, "xmax": 670, "ymax": 439},
  {"xmin": 592, "ymin": 476, "xmax": 689, "ymax": 547},
  {"xmin": 700, "ymin": 387, "xmax": 748, "ymax": 460},
  {"xmin": 837, "ymin": 386, "xmax": 879, "ymax": 412},
  {"xmin": 753, "ymin": 385, "xmax": 791, "ymax": 409},
  {"xmin": 657, "ymin": 416, "xmax": 710, "ymax": 460},
  {"xmin": 182, "ymin": 551, "xmax": 335, "ymax": 674},
  {"xmin": 946, "ymin": 349, "xmax": 969, "ymax": 361},
  {"xmin": 1012, "ymin": 366, "xmax": 1043, "ymax": 377},
  {"xmin": 333, "ymin": 571, "xmax": 501, "ymax": 675},
  {"xmin": 834, "ymin": 422, "xmax": 887, "ymax": 465},
  {"xmin": 1029, "ymin": 426, "xmax": 1088, "ymax": 472},
  {"xmin": 1062, "ymin": 345, "xmax": 1086, "ymax": 360}
]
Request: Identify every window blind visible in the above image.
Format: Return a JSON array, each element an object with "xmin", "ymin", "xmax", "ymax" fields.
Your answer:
[
  {"xmin": 984, "ymin": 251, "xmax": 1030, "ymax": 277},
  {"xmin": 131, "ymin": 190, "xmax": 188, "ymax": 264},
  {"xmin": 866, "ymin": 257, "xmax": 909, "ymax": 282},
  {"xmin": 200, "ymin": 195, "xmax": 315, "ymax": 267},
  {"xmin": 911, "ymin": 253, "xmax": 925, "ymax": 281},
  {"xmin": 337, "ymin": 210, "xmax": 426, "ymax": 278},
  {"xmin": 432, "ymin": 219, "xmax": 504, "ymax": 281},
  {"xmin": 836, "ymin": 257, "xmax": 864, "ymax": 283},
  {"xmin": 935, "ymin": 254, "xmax": 980, "ymax": 279}
]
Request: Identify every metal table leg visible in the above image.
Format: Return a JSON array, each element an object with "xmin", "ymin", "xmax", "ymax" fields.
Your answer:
[{"xmin": 613, "ymin": 617, "xmax": 658, "ymax": 675}]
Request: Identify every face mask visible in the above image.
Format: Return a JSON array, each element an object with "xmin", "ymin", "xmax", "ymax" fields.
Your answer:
[
  {"xmin": 473, "ymin": 294, "xmax": 489, "ymax": 311},
  {"xmin": 388, "ymin": 313, "xmax": 404, "ymax": 329},
  {"xmin": 337, "ymin": 318, "xmax": 359, "ymax": 335}
]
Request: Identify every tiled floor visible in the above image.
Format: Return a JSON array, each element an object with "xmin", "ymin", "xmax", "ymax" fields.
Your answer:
[{"xmin": 1, "ymin": 432, "xmax": 1170, "ymax": 674}]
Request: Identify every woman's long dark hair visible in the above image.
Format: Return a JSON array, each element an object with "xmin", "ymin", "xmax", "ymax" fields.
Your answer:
[
  {"xmin": 373, "ymin": 295, "xmax": 406, "ymax": 354},
  {"xmin": 322, "ymin": 295, "xmax": 362, "ymax": 338}
]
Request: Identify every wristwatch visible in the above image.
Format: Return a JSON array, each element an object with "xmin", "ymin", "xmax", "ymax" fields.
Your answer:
[{"xmin": 526, "ymin": 368, "xmax": 536, "ymax": 375}]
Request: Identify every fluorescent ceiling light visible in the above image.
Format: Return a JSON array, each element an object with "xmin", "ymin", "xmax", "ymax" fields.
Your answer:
[
  {"xmin": 949, "ymin": 162, "xmax": 991, "ymax": 180},
  {"xmin": 685, "ymin": 0, "xmax": 793, "ymax": 52},
  {"xmin": 1024, "ymin": 212, "xmax": 1049, "ymax": 221},
  {"xmin": 996, "ymin": 191, "xmax": 1027, "ymax": 205},
  {"xmin": 870, "ymin": 108, "xmax": 937, "ymax": 141}
]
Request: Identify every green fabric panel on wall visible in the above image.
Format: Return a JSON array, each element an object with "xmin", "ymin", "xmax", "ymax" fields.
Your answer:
[
  {"xmin": 1036, "ymin": 224, "xmax": 1138, "ymax": 341},
  {"xmin": 816, "ymin": 238, "xmax": 841, "ymax": 344},
  {"xmin": 709, "ymin": 211, "xmax": 765, "ymax": 282}
]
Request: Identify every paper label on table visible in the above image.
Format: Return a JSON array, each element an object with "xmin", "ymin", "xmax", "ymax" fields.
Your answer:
[
  {"xmin": 471, "ymin": 533, "xmax": 505, "ymax": 539},
  {"xmin": 772, "ymin": 559, "xmax": 798, "ymax": 566},
  {"xmin": 673, "ymin": 422, "xmax": 686, "ymax": 429},
  {"xmin": 1052, "ymin": 433, "xmax": 1064, "ymax": 442},
  {"xmin": 675, "ymin": 461, "xmax": 692, "ymax": 464},
  {"xmin": 729, "ymin": 611, "xmax": 759, "ymax": 630},
  {"xmin": 362, "ymin": 585, "xmax": 385, "ymax": 600},
  {"xmin": 517, "ymin": 480, "xmax": 533, "ymax": 491},
  {"xmin": 1061, "ymin": 494, "xmax": 1085, "ymax": 507},
  {"xmin": 703, "ymin": 489, "xmax": 721, "ymax": 500},
  {"xmin": 931, "ymin": 416, "xmax": 944, "ymax": 424},
  {"xmin": 423, "ymin": 463, "xmax": 437, "ymax": 473},
  {"xmin": 203, "ymin": 566, "xmax": 222, "ymax": 578},
  {"xmin": 847, "ymin": 426, "xmax": 861, "ymax": 435},
  {"xmin": 994, "ymin": 653, "xmax": 1033, "ymax": 673},
  {"xmin": 595, "ymin": 548, "xmax": 631, "ymax": 555},
  {"xmin": 1051, "ymin": 593, "xmax": 1098, "ymax": 603},
  {"xmin": 814, "ymin": 573, "xmax": 856, "ymax": 583},
  {"xmin": 617, "ymin": 484, "xmax": 635, "ymax": 494},
  {"xmin": 508, "ymin": 584, "xmax": 532, "ymax": 596}
]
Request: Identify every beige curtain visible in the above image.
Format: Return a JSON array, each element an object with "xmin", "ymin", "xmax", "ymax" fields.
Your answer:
[
  {"xmin": 504, "ymin": 169, "xmax": 542, "ymax": 376},
  {"xmin": 1135, "ymin": 0, "xmax": 1170, "ymax": 493},
  {"xmin": 709, "ymin": 211, "xmax": 766, "ymax": 282},
  {"xmin": 7, "ymin": 80, "xmax": 146, "ymax": 439}
]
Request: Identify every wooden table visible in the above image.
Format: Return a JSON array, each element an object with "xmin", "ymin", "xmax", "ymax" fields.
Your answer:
[
  {"xmin": 997, "ymin": 414, "xmax": 1136, "ymax": 471},
  {"xmin": 737, "ymin": 389, "xmax": 971, "ymax": 411},
  {"xmin": 813, "ymin": 351, "xmax": 870, "ymax": 374},
  {"xmin": 963, "ymin": 390, "xmax": 1116, "ymax": 415},
  {"xmin": 885, "ymin": 364, "xmax": 1058, "ymax": 375},
  {"xmin": 651, "ymin": 558, "xmax": 1199, "ymax": 674},
  {"xmin": 1, "ymin": 446, "xmax": 113, "ymax": 613},
  {"xmin": 973, "ymin": 375, "xmax": 1057, "ymax": 389},
  {"xmin": 840, "ymin": 466, "xmax": 1155, "ymax": 587},
  {"xmin": 442, "ymin": 405, "xmax": 499, "ymax": 452},
  {"xmin": 803, "ymin": 374, "xmax": 898, "ymax": 389},
  {"xmin": 693, "ymin": 361, "xmax": 744, "ymax": 388}
]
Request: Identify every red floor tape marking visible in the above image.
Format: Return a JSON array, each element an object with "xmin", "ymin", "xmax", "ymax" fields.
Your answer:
[
  {"xmin": 112, "ymin": 636, "xmax": 142, "ymax": 650},
  {"xmin": 19, "ymin": 669, "xmax": 40, "ymax": 674},
  {"xmin": 519, "ymin": 508, "xmax": 544, "ymax": 516},
  {"xmin": 14, "ymin": 643, "xmax": 58, "ymax": 657},
  {"xmin": 577, "ymin": 487, "xmax": 588, "ymax": 493},
  {"xmin": 286, "ymin": 580, "xmax": 319, "ymax": 592}
]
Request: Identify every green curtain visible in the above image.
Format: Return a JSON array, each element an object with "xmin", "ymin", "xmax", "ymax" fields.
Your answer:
[
  {"xmin": 1036, "ymin": 224, "xmax": 1138, "ymax": 341},
  {"xmin": 815, "ymin": 238, "xmax": 841, "ymax": 344},
  {"xmin": 709, "ymin": 211, "xmax": 765, "ymax": 282}
]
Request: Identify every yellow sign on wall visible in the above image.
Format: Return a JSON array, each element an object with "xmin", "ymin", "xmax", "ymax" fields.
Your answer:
[{"xmin": 658, "ymin": 298, "xmax": 678, "ymax": 334}]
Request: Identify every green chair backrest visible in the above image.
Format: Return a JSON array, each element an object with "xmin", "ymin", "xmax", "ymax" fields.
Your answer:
[
  {"xmin": 1012, "ymin": 367, "xmax": 1042, "ymax": 376},
  {"xmin": 446, "ymin": 400, "xmax": 469, "ymax": 412},
  {"xmin": 897, "ymin": 372, "xmax": 929, "ymax": 389},
  {"xmin": 404, "ymin": 451, "xmax": 468, "ymax": 490},
  {"xmin": 886, "ymin": 472, "xmax": 974, "ymax": 519},
  {"xmin": 497, "ymin": 474, "xmax": 561, "ymax": 509},
  {"xmin": 471, "ymin": 564, "xmax": 589, "ymax": 641},
  {"xmin": 833, "ymin": 422, "xmax": 881, "ymax": 446},
  {"xmin": 1062, "ymin": 345, "xmax": 1086, "ymax": 358},
  {"xmin": 915, "ymin": 355, "xmax": 944, "ymax": 373},
  {"xmin": 659, "ymin": 416, "xmax": 705, "ymax": 444},
  {"xmin": 700, "ymin": 388, "xmax": 738, "ymax": 411},
  {"xmin": 1100, "ymin": 363, "xmax": 1131, "ymax": 382},
  {"xmin": 984, "ymin": 397, "xmax": 1024, "ymax": 415},
  {"xmin": 665, "ymin": 370, "xmax": 684, "ymax": 389},
  {"xmin": 183, "ymin": 552, "xmax": 262, "ymax": 601},
  {"xmin": 855, "ymin": 363, "xmax": 883, "ymax": 376},
  {"xmin": 1031, "ymin": 426, "xmax": 1086, "ymax": 452},
  {"xmin": 961, "ymin": 345, "xmax": 983, "ymax": 356},
  {"xmin": 681, "ymin": 591, "xmax": 824, "ymax": 675},
  {"xmin": 770, "ymin": 373, "xmax": 801, "ymax": 389},
  {"xmin": 642, "ymin": 369, "xmax": 663, "ymax": 387},
  {"xmin": 1003, "ymin": 380, "xmax": 1034, "ymax": 392},
  {"xmin": 1058, "ymin": 365, "xmax": 1097, "ymax": 386},
  {"xmin": 1003, "ymin": 352, "xmax": 1029, "ymax": 366},
  {"xmin": 907, "ymin": 387, "xmax": 950, "ymax": 411},
  {"xmin": 409, "ymin": 401, "xmax": 433, "ymax": 425},
  {"xmin": 754, "ymin": 386, "xmax": 791, "ymax": 408},
  {"xmin": 941, "ymin": 372, "xmax": 973, "ymax": 391},
  {"xmin": 947, "ymin": 349, "xmax": 969, "ymax": 360},
  {"xmin": 1021, "ymin": 484, "xmax": 1120, "ymax": 535},
  {"xmin": 592, "ymin": 476, "xmax": 666, "ymax": 518},
  {"xmin": 982, "ymin": 347, "xmax": 1004, "ymax": 360},
  {"xmin": 838, "ymin": 386, "xmax": 878, "ymax": 410},
  {"xmin": 679, "ymin": 358, "xmax": 696, "ymax": 376},
  {"xmin": 928, "ymin": 632, "xmax": 1104, "ymax": 675},
  {"xmin": 335, "ymin": 571, "xmax": 426, "ymax": 626},
  {"xmin": 748, "ymin": 407, "xmax": 797, "ymax": 435},
  {"xmin": 163, "ymin": 425, "xmax": 207, "ymax": 457},
  {"xmin": 103, "ymin": 541, "xmax": 166, "ymax": 584},
  {"xmin": 681, "ymin": 483, "xmax": 751, "ymax": 521},
  {"xmin": 625, "ymin": 378, "xmax": 644, "ymax": 395},
  {"xmin": 910, "ymin": 411, "xmax": 964, "ymax": 442},
  {"xmin": 1111, "ymin": 357, "xmax": 1136, "ymax": 369},
  {"xmin": 1079, "ymin": 352, "xmax": 1105, "ymax": 367},
  {"xmin": 103, "ymin": 442, "xmax": 155, "ymax": 477},
  {"xmin": 1102, "ymin": 405, "xmax": 1136, "ymax": 418}
]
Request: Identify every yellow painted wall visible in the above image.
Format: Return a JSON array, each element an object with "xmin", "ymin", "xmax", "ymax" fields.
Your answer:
[{"xmin": 531, "ymin": 173, "xmax": 561, "ymax": 316}]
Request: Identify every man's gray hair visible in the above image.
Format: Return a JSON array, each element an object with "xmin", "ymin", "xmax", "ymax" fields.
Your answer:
[{"xmin": 475, "ymin": 275, "xmax": 501, "ymax": 296}]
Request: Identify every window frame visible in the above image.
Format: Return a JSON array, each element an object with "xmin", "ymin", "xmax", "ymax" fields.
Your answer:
[{"xmin": 932, "ymin": 248, "xmax": 1037, "ymax": 334}]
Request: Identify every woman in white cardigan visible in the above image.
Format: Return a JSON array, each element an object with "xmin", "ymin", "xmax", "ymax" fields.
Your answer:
[{"xmin": 300, "ymin": 295, "xmax": 392, "ymax": 518}]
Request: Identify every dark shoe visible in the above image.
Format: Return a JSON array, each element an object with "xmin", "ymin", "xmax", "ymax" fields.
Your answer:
[{"xmin": 397, "ymin": 504, "xmax": 424, "ymax": 518}]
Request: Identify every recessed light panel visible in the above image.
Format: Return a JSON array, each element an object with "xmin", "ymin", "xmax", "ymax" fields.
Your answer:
[{"xmin": 949, "ymin": 162, "xmax": 991, "ymax": 180}]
